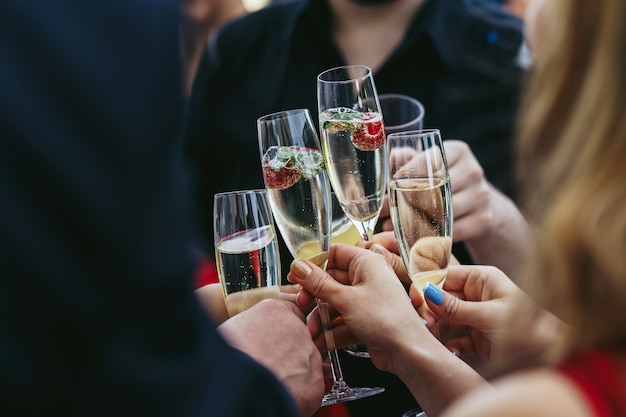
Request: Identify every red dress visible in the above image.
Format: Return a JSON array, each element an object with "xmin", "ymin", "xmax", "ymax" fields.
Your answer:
[{"xmin": 556, "ymin": 349, "xmax": 626, "ymax": 417}]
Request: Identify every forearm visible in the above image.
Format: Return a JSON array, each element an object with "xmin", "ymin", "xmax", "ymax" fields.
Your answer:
[
  {"xmin": 389, "ymin": 332, "xmax": 491, "ymax": 416},
  {"xmin": 196, "ymin": 283, "xmax": 230, "ymax": 324}
]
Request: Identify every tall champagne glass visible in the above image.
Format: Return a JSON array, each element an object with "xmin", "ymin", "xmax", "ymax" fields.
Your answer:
[
  {"xmin": 258, "ymin": 108, "xmax": 384, "ymax": 406},
  {"xmin": 317, "ymin": 65, "xmax": 387, "ymax": 243},
  {"xmin": 213, "ymin": 189, "xmax": 281, "ymax": 317},
  {"xmin": 387, "ymin": 129, "xmax": 453, "ymax": 294},
  {"xmin": 391, "ymin": 130, "xmax": 451, "ymax": 417},
  {"xmin": 318, "ymin": 65, "xmax": 388, "ymax": 358}
]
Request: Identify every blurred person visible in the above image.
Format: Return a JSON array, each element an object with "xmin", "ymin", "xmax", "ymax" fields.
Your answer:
[
  {"xmin": 180, "ymin": 0, "xmax": 247, "ymax": 98},
  {"xmin": 0, "ymin": 1, "xmax": 323, "ymax": 416},
  {"xmin": 289, "ymin": 0, "xmax": 626, "ymax": 415}
]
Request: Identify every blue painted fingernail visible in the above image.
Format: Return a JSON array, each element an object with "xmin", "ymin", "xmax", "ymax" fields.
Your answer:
[{"xmin": 424, "ymin": 283, "xmax": 444, "ymax": 305}]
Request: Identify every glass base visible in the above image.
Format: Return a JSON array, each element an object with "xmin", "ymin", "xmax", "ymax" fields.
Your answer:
[
  {"xmin": 401, "ymin": 408, "xmax": 427, "ymax": 417},
  {"xmin": 343, "ymin": 344, "xmax": 371, "ymax": 358},
  {"xmin": 321, "ymin": 385, "xmax": 385, "ymax": 407}
]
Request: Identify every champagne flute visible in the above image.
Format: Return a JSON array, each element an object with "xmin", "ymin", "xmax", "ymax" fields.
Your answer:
[
  {"xmin": 387, "ymin": 129, "xmax": 453, "ymax": 294},
  {"xmin": 318, "ymin": 65, "xmax": 387, "ymax": 358},
  {"xmin": 390, "ymin": 130, "xmax": 451, "ymax": 417},
  {"xmin": 213, "ymin": 189, "xmax": 281, "ymax": 317},
  {"xmin": 317, "ymin": 65, "xmax": 387, "ymax": 243},
  {"xmin": 258, "ymin": 108, "xmax": 384, "ymax": 406},
  {"xmin": 379, "ymin": 93, "xmax": 425, "ymax": 135}
]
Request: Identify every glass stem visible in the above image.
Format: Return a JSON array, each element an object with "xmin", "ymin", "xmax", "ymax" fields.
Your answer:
[
  {"xmin": 327, "ymin": 350, "xmax": 349, "ymax": 391},
  {"xmin": 354, "ymin": 220, "xmax": 374, "ymax": 242},
  {"xmin": 317, "ymin": 299, "xmax": 349, "ymax": 390}
]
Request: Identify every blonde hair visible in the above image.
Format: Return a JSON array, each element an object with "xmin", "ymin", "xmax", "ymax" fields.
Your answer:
[{"xmin": 515, "ymin": 0, "xmax": 626, "ymax": 361}]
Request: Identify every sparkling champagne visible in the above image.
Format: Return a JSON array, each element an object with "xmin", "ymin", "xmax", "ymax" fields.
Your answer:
[
  {"xmin": 389, "ymin": 177, "xmax": 453, "ymax": 293},
  {"xmin": 319, "ymin": 108, "xmax": 386, "ymax": 233},
  {"xmin": 262, "ymin": 145, "xmax": 331, "ymax": 264},
  {"xmin": 215, "ymin": 224, "xmax": 281, "ymax": 316}
]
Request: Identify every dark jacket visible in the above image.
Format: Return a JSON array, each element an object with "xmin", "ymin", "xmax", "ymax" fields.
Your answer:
[{"xmin": 0, "ymin": 1, "xmax": 298, "ymax": 415}]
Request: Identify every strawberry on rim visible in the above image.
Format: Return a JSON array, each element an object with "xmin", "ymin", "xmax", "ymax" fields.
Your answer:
[
  {"xmin": 352, "ymin": 116, "xmax": 385, "ymax": 151},
  {"xmin": 321, "ymin": 108, "xmax": 386, "ymax": 151},
  {"xmin": 262, "ymin": 146, "xmax": 325, "ymax": 190}
]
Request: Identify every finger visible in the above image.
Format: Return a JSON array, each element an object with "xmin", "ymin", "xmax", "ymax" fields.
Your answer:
[
  {"xmin": 440, "ymin": 265, "xmax": 473, "ymax": 293},
  {"xmin": 312, "ymin": 324, "xmax": 361, "ymax": 352},
  {"xmin": 443, "ymin": 336, "xmax": 477, "ymax": 357},
  {"xmin": 371, "ymin": 244, "xmax": 410, "ymax": 284},
  {"xmin": 423, "ymin": 282, "xmax": 483, "ymax": 328},
  {"xmin": 293, "ymin": 289, "xmax": 317, "ymax": 316},
  {"xmin": 296, "ymin": 286, "xmax": 316, "ymax": 308},
  {"xmin": 306, "ymin": 303, "xmax": 342, "ymax": 338},
  {"xmin": 444, "ymin": 141, "xmax": 483, "ymax": 193},
  {"xmin": 307, "ymin": 308, "xmax": 360, "ymax": 352},
  {"xmin": 367, "ymin": 231, "xmax": 398, "ymax": 254},
  {"xmin": 287, "ymin": 258, "xmax": 342, "ymax": 305}
]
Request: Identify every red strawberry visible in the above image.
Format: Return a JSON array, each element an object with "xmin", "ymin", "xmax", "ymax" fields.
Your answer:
[
  {"xmin": 352, "ymin": 118, "xmax": 385, "ymax": 151},
  {"xmin": 262, "ymin": 164, "xmax": 301, "ymax": 190}
]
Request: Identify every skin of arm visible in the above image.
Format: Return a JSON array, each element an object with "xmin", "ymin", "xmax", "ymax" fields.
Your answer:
[{"xmin": 440, "ymin": 369, "xmax": 594, "ymax": 417}]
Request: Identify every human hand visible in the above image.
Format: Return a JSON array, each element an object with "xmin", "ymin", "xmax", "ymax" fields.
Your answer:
[
  {"xmin": 218, "ymin": 299, "xmax": 324, "ymax": 417},
  {"xmin": 418, "ymin": 264, "xmax": 553, "ymax": 363},
  {"xmin": 287, "ymin": 244, "xmax": 432, "ymax": 373},
  {"xmin": 444, "ymin": 140, "xmax": 495, "ymax": 243},
  {"xmin": 296, "ymin": 233, "xmax": 412, "ymax": 310},
  {"xmin": 364, "ymin": 231, "xmax": 411, "ymax": 283},
  {"xmin": 444, "ymin": 141, "xmax": 533, "ymax": 280}
]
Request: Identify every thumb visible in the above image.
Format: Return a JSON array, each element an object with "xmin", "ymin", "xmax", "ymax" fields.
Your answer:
[
  {"xmin": 423, "ymin": 282, "xmax": 480, "ymax": 328},
  {"xmin": 287, "ymin": 259, "xmax": 342, "ymax": 306}
]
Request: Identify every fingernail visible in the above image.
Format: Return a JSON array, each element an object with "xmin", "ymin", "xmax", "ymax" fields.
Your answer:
[
  {"xmin": 291, "ymin": 259, "xmax": 312, "ymax": 278},
  {"xmin": 371, "ymin": 244, "xmax": 385, "ymax": 256},
  {"xmin": 424, "ymin": 282, "xmax": 444, "ymax": 305},
  {"xmin": 422, "ymin": 318, "xmax": 428, "ymax": 326}
]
